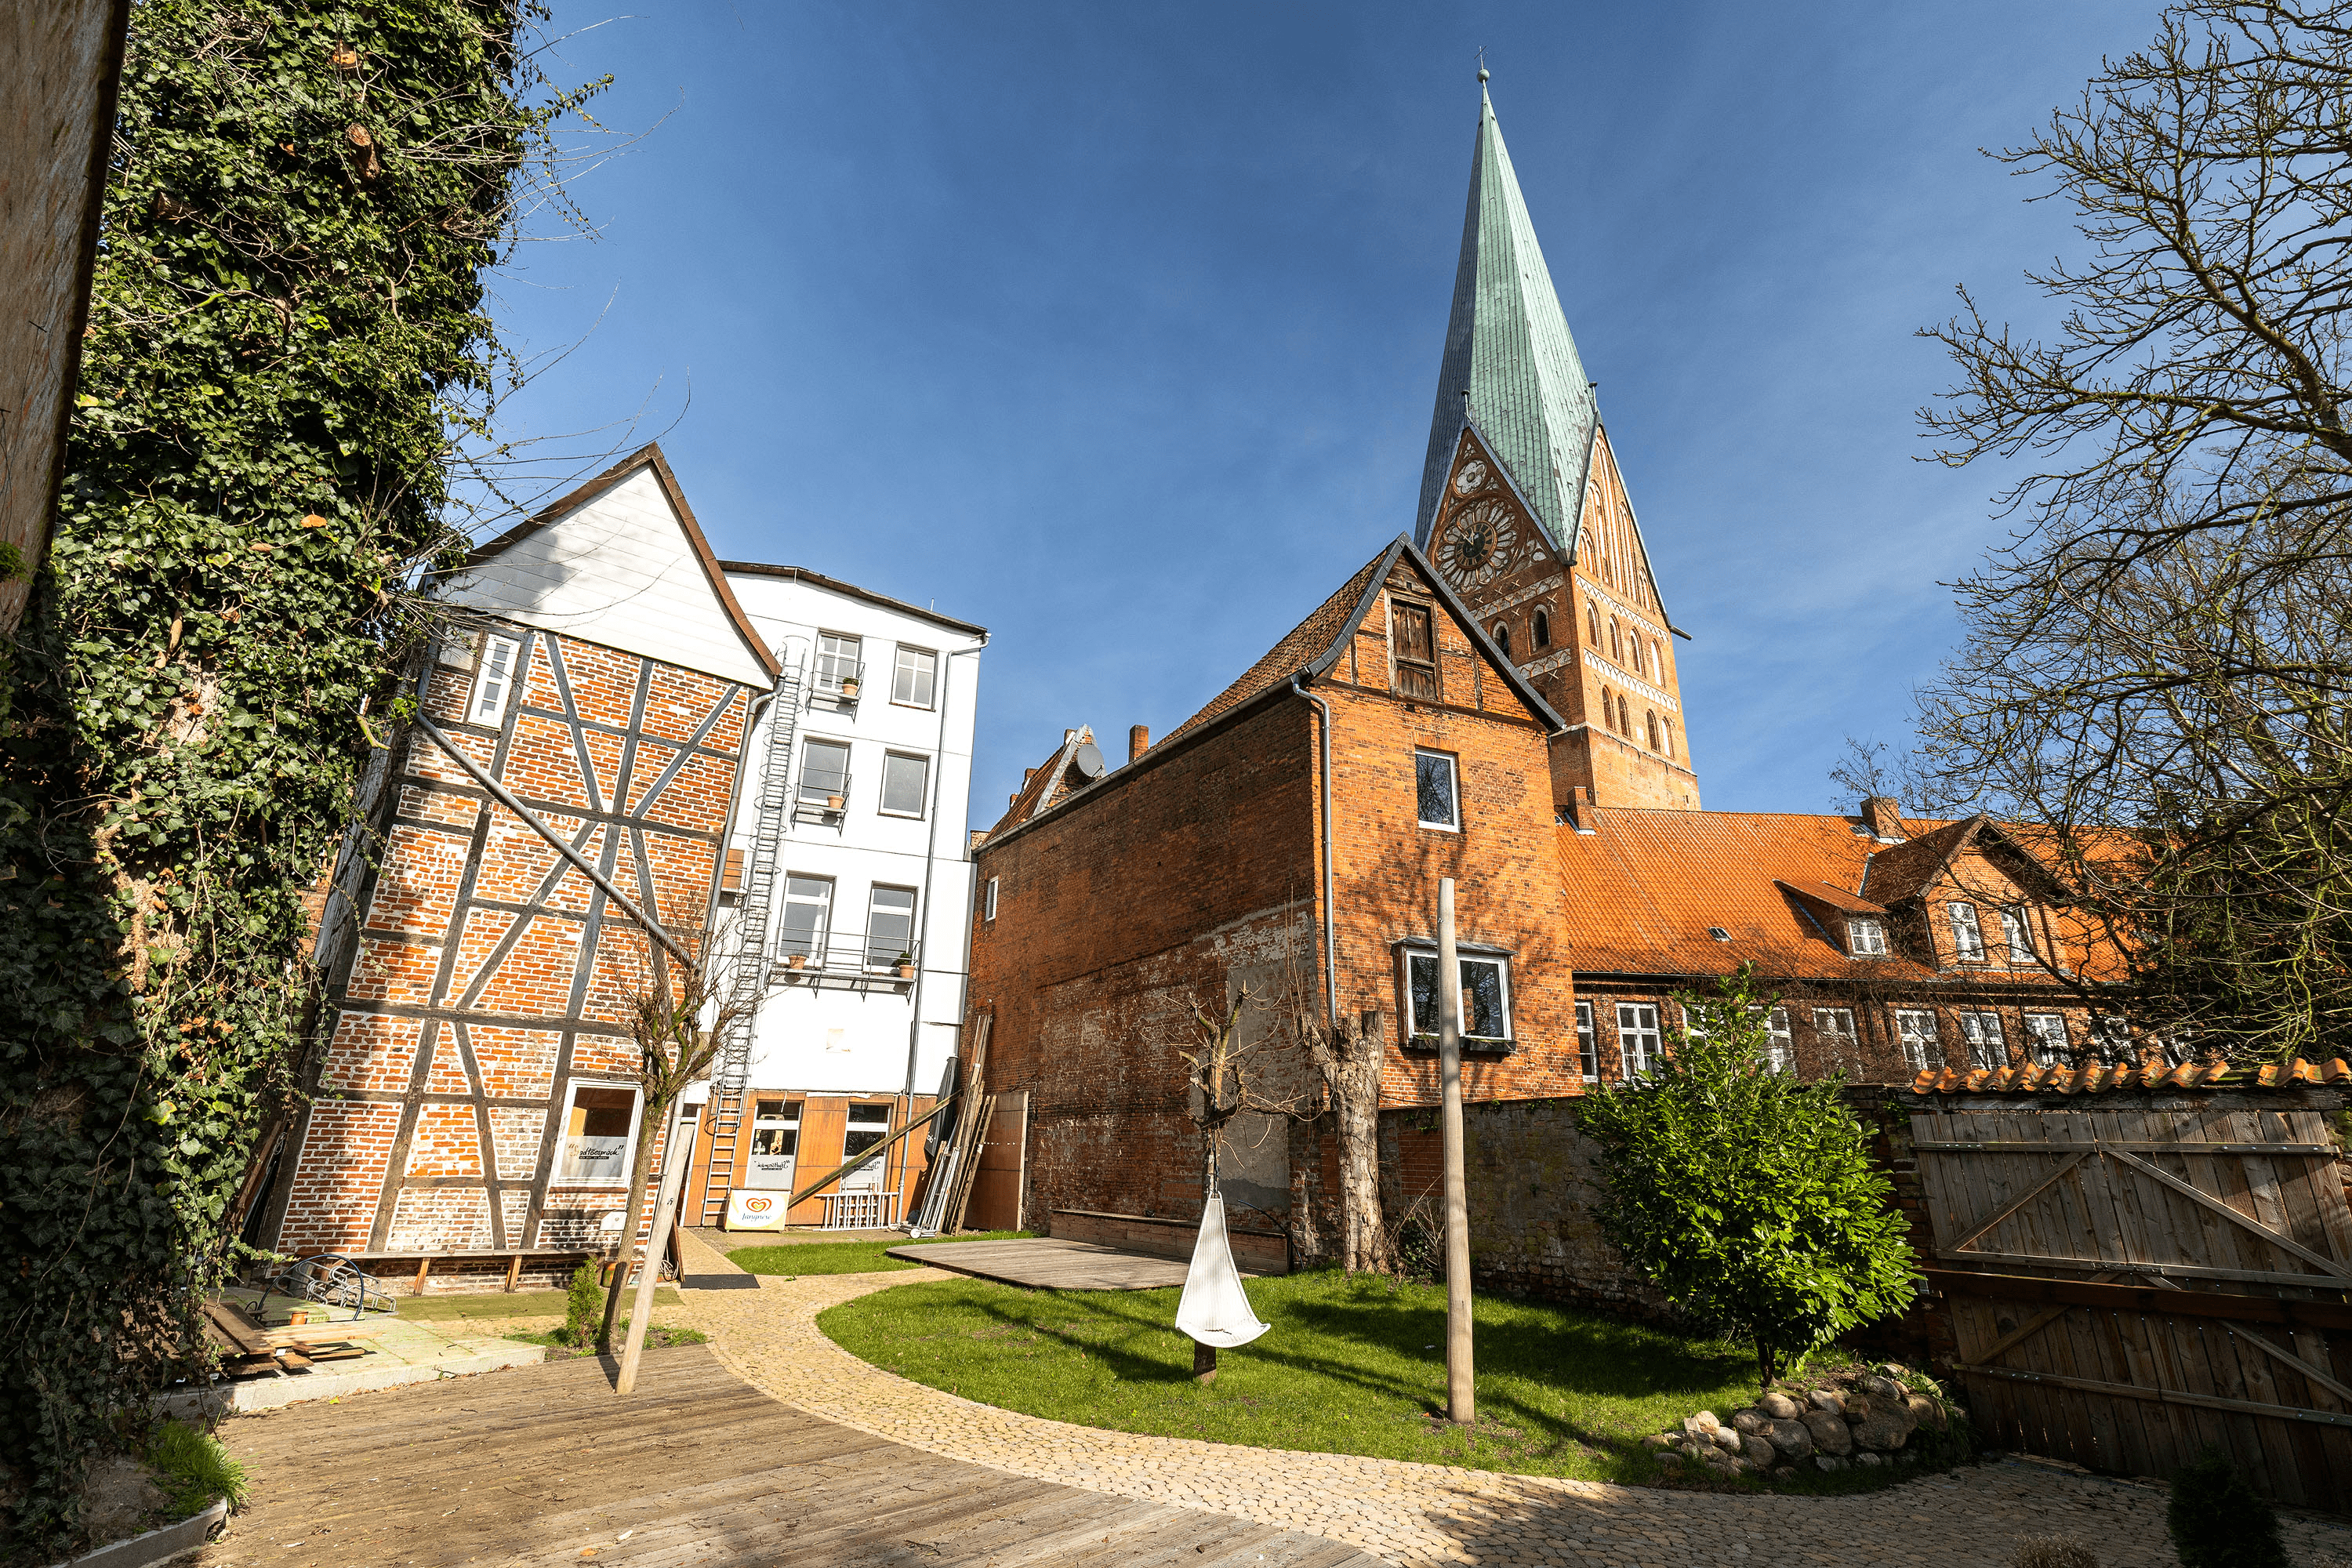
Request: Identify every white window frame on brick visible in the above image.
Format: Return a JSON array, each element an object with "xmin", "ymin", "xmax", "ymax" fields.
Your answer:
[
  {"xmin": 879, "ymin": 750, "xmax": 931, "ymax": 818},
  {"xmin": 1616, "ymin": 1002, "xmax": 1662, "ymax": 1077},
  {"xmin": 891, "ymin": 644, "xmax": 938, "ymax": 709},
  {"xmin": 2024, "ymin": 1011, "xmax": 2071, "ymax": 1065},
  {"xmin": 1894, "ymin": 1009, "xmax": 1940, "ymax": 1073},
  {"xmin": 1948, "ymin": 901, "xmax": 1987, "ymax": 962},
  {"xmin": 982, "ymin": 876, "xmax": 998, "ymax": 923},
  {"xmin": 1399, "ymin": 946, "xmax": 1513, "ymax": 1044},
  {"xmin": 470, "ymin": 633, "xmax": 521, "ymax": 728},
  {"xmin": 1575, "ymin": 1000, "xmax": 1599, "ymax": 1080},
  {"xmin": 554, "ymin": 1080, "xmax": 644, "ymax": 1188},
  {"xmin": 1766, "ymin": 1006, "xmax": 1793, "ymax": 1073},
  {"xmin": 2002, "ymin": 907, "xmax": 2035, "ymax": 964},
  {"xmin": 1847, "ymin": 916, "xmax": 1888, "ymax": 956},
  {"xmin": 1813, "ymin": 1007, "xmax": 1860, "ymax": 1071},
  {"xmin": 1957, "ymin": 1010, "xmax": 2006, "ymax": 1070},
  {"xmin": 1415, "ymin": 749, "xmax": 1460, "ymax": 831}
]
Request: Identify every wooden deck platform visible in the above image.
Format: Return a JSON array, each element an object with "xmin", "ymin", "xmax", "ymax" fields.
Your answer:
[
  {"xmin": 886, "ymin": 1236, "xmax": 1215, "ymax": 1291},
  {"xmin": 198, "ymin": 1342, "xmax": 1370, "ymax": 1567}
]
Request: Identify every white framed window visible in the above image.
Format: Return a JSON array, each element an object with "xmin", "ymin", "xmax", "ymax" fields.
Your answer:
[
  {"xmin": 840, "ymin": 1102, "xmax": 894, "ymax": 1192},
  {"xmin": 2024, "ymin": 1012, "xmax": 2071, "ymax": 1065},
  {"xmin": 982, "ymin": 876, "xmax": 998, "ymax": 922},
  {"xmin": 1957, "ymin": 1010, "xmax": 2006, "ymax": 1070},
  {"xmin": 1813, "ymin": 1007, "xmax": 1860, "ymax": 1071},
  {"xmin": 556, "ymin": 1081, "xmax": 642, "ymax": 1185},
  {"xmin": 778, "ymin": 875, "xmax": 833, "ymax": 963},
  {"xmin": 880, "ymin": 751, "xmax": 931, "ymax": 818},
  {"xmin": 815, "ymin": 632, "xmax": 863, "ymax": 694},
  {"xmin": 797, "ymin": 739, "xmax": 851, "ymax": 807},
  {"xmin": 745, "ymin": 1098, "xmax": 801, "ymax": 1189},
  {"xmin": 866, "ymin": 884, "xmax": 917, "ymax": 968},
  {"xmin": 1575, "ymin": 1000, "xmax": 1599, "ymax": 1080},
  {"xmin": 892, "ymin": 645, "xmax": 938, "ymax": 708},
  {"xmin": 1847, "ymin": 916, "xmax": 1888, "ymax": 956},
  {"xmin": 470, "ymin": 634, "xmax": 521, "ymax": 727},
  {"xmin": 1894, "ymin": 1009, "xmax": 1941, "ymax": 1073},
  {"xmin": 2092, "ymin": 1013, "xmax": 2133, "ymax": 1062},
  {"xmin": 2002, "ymin": 908, "xmax": 2035, "ymax": 964},
  {"xmin": 1765, "ymin": 1006, "xmax": 1793, "ymax": 1073},
  {"xmin": 1949, "ymin": 902, "xmax": 1987, "ymax": 962},
  {"xmin": 1402, "ymin": 949, "xmax": 1513, "ymax": 1043},
  {"xmin": 1616, "ymin": 1002, "xmax": 1662, "ymax": 1077},
  {"xmin": 1415, "ymin": 749, "xmax": 1460, "ymax": 830}
]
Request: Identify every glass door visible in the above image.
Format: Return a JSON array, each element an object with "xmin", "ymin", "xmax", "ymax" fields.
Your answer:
[
  {"xmin": 746, "ymin": 1098, "xmax": 800, "ymax": 1190},
  {"xmin": 839, "ymin": 1103, "xmax": 891, "ymax": 1192}
]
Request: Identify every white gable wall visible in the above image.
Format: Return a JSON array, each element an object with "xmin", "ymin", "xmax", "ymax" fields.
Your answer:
[{"xmin": 440, "ymin": 466, "xmax": 771, "ymax": 688}]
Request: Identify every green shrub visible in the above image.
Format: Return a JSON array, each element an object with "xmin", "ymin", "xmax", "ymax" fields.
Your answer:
[
  {"xmin": 561, "ymin": 1260, "xmax": 603, "ymax": 1348},
  {"xmin": 2167, "ymin": 1448, "xmax": 2288, "ymax": 1568},
  {"xmin": 147, "ymin": 1421, "xmax": 248, "ymax": 1515}
]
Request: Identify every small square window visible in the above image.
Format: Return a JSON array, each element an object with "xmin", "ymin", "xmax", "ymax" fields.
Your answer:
[
  {"xmin": 557, "ymin": 1083, "xmax": 641, "ymax": 1185},
  {"xmin": 892, "ymin": 646, "xmax": 938, "ymax": 708},
  {"xmin": 1415, "ymin": 750, "xmax": 1459, "ymax": 830},
  {"xmin": 470, "ymin": 634, "xmax": 521, "ymax": 727},
  {"xmin": 1847, "ymin": 916, "xmax": 1887, "ymax": 956},
  {"xmin": 1404, "ymin": 951, "xmax": 1512, "ymax": 1042},
  {"xmin": 982, "ymin": 877, "xmax": 999, "ymax": 922},
  {"xmin": 880, "ymin": 752, "xmax": 930, "ymax": 818}
]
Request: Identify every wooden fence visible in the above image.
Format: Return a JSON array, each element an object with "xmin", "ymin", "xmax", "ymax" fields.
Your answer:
[{"xmin": 1913, "ymin": 1105, "xmax": 2352, "ymax": 1509}]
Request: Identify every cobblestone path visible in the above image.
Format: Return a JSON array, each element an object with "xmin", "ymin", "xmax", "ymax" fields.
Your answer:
[{"xmin": 673, "ymin": 1265, "xmax": 2352, "ymax": 1568}]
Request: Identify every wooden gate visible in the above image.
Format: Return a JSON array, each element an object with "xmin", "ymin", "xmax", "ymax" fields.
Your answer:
[{"xmin": 1913, "ymin": 1105, "xmax": 2352, "ymax": 1508}]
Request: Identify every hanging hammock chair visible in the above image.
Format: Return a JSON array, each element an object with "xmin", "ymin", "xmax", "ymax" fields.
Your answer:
[{"xmin": 1175, "ymin": 1191, "xmax": 1270, "ymax": 1348}]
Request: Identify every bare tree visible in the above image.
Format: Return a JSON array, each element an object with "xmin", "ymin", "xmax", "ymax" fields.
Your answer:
[{"xmin": 1911, "ymin": 0, "xmax": 2352, "ymax": 1062}]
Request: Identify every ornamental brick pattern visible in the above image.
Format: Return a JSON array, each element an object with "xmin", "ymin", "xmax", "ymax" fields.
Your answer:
[{"xmin": 270, "ymin": 621, "xmax": 751, "ymax": 1285}]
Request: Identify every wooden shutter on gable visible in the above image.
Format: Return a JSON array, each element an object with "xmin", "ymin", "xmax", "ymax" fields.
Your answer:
[{"xmin": 1392, "ymin": 600, "xmax": 1439, "ymax": 702}]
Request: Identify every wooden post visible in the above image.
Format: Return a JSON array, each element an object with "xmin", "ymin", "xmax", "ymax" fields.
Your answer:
[
  {"xmin": 412, "ymin": 1256, "xmax": 432, "ymax": 1298},
  {"xmin": 1193, "ymin": 1341, "xmax": 1218, "ymax": 1385},
  {"xmin": 617, "ymin": 1103, "xmax": 695, "ymax": 1396},
  {"xmin": 1437, "ymin": 877, "xmax": 1474, "ymax": 1425}
]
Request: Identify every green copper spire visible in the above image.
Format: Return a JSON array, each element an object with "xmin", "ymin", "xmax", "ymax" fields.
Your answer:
[{"xmin": 1414, "ymin": 78, "xmax": 1599, "ymax": 557}]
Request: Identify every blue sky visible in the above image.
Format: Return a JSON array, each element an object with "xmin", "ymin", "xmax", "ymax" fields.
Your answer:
[{"xmin": 488, "ymin": 0, "xmax": 2156, "ymax": 829}]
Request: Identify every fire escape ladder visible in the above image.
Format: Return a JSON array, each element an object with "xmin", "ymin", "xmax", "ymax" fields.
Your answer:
[{"xmin": 699, "ymin": 642, "xmax": 804, "ymax": 1226}]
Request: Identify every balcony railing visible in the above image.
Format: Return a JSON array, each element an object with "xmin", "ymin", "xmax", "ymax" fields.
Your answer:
[
  {"xmin": 792, "ymin": 769, "xmax": 851, "ymax": 825},
  {"xmin": 811, "ymin": 662, "xmax": 866, "ymax": 707},
  {"xmin": 771, "ymin": 935, "xmax": 920, "ymax": 993}
]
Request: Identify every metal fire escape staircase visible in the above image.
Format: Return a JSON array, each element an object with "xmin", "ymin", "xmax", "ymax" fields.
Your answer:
[{"xmin": 699, "ymin": 644, "xmax": 805, "ymax": 1227}]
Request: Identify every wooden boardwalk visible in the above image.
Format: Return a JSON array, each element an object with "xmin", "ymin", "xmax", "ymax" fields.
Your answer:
[
  {"xmin": 198, "ymin": 1343, "xmax": 1374, "ymax": 1567},
  {"xmin": 883, "ymin": 1238, "xmax": 1200, "ymax": 1291}
]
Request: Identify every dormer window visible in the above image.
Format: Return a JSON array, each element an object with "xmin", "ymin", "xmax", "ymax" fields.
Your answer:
[
  {"xmin": 1949, "ymin": 902, "xmax": 1987, "ymax": 962},
  {"xmin": 1847, "ymin": 916, "xmax": 1888, "ymax": 956}
]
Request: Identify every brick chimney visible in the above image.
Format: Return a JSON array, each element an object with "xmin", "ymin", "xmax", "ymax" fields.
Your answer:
[
  {"xmin": 1561, "ymin": 784, "xmax": 1597, "ymax": 833},
  {"xmin": 1128, "ymin": 724, "xmax": 1149, "ymax": 764},
  {"xmin": 1860, "ymin": 797, "xmax": 1907, "ymax": 840}
]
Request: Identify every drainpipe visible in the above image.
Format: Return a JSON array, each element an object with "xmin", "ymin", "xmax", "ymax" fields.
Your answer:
[{"xmin": 1290, "ymin": 674, "xmax": 1340, "ymax": 1033}]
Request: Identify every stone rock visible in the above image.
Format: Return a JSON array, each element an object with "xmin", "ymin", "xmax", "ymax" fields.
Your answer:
[
  {"xmin": 1758, "ymin": 1391, "xmax": 1801, "ymax": 1420},
  {"xmin": 1711, "ymin": 1427, "xmax": 1742, "ymax": 1454},
  {"xmin": 1882, "ymin": 1362, "xmax": 1913, "ymax": 1381},
  {"xmin": 1657, "ymin": 1450, "xmax": 1684, "ymax": 1472},
  {"xmin": 1682, "ymin": 1415, "xmax": 1711, "ymax": 1439},
  {"xmin": 1815, "ymin": 1454, "xmax": 1848, "ymax": 1472},
  {"xmin": 1771, "ymin": 1465, "xmax": 1797, "ymax": 1480},
  {"xmin": 1850, "ymin": 1406, "xmax": 1915, "ymax": 1452},
  {"xmin": 1838, "ymin": 1394, "xmax": 1873, "ymax": 1421},
  {"xmin": 1808, "ymin": 1389, "xmax": 1846, "ymax": 1416},
  {"xmin": 1693, "ymin": 1410, "xmax": 1722, "ymax": 1432},
  {"xmin": 1906, "ymin": 1393, "xmax": 1947, "ymax": 1433},
  {"xmin": 1731, "ymin": 1408, "xmax": 1769, "ymax": 1436},
  {"xmin": 1857, "ymin": 1452, "xmax": 1885, "ymax": 1467},
  {"xmin": 1802, "ymin": 1408, "xmax": 1853, "ymax": 1456},
  {"xmin": 1860, "ymin": 1374, "xmax": 1902, "ymax": 1402},
  {"xmin": 1764, "ymin": 1417, "xmax": 1813, "ymax": 1457},
  {"xmin": 1643, "ymin": 1433, "xmax": 1674, "ymax": 1450},
  {"xmin": 1740, "ymin": 1433, "xmax": 1777, "ymax": 1467}
]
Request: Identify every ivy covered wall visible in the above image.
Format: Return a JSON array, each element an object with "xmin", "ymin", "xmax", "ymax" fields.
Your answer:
[{"xmin": 0, "ymin": 2, "xmax": 595, "ymax": 1550}]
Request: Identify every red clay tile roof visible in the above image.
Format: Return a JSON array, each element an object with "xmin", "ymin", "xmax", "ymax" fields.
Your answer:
[
  {"xmin": 981, "ymin": 726, "xmax": 1095, "ymax": 845},
  {"xmin": 1158, "ymin": 552, "xmax": 1389, "ymax": 749},
  {"xmin": 1855, "ymin": 815, "xmax": 1982, "ymax": 904},
  {"xmin": 1910, "ymin": 1057, "xmax": 2351, "ymax": 1094},
  {"xmin": 1776, "ymin": 880, "xmax": 1886, "ymax": 916}
]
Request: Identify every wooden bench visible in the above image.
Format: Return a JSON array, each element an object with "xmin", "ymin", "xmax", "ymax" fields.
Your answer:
[{"xmin": 326, "ymin": 1247, "xmax": 619, "ymax": 1294}]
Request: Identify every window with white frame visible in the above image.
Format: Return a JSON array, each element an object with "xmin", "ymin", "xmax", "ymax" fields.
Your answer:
[
  {"xmin": 880, "ymin": 751, "xmax": 931, "ymax": 818},
  {"xmin": 557, "ymin": 1082, "xmax": 641, "ymax": 1185},
  {"xmin": 1894, "ymin": 1009, "xmax": 1940, "ymax": 1073},
  {"xmin": 866, "ymin": 884, "xmax": 917, "ymax": 967},
  {"xmin": 2002, "ymin": 908, "xmax": 2035, "ymax": 964},
  {"xmin": 1403, "ymin": 949, "xmax": 1512, "ymax": 1043},
  {"xmin": 1765, "ymin": 1007, "xmax": 1793, "ymax": 1073},
  {"xmin": 1813, "ymin": 1007, "xmax": 1860, "ymax": 1071},
  {"xmin": 797, "ymin": 739, "xmax": 851, "ymax": 806},
  {"xmin": 1575, "ymin": 1000, "xmax": 1599, "ymax": 1080},
  {"xmin": 2024, "ymin": 1012, "xmax": 2070, "ymax": 1065},
  {"xmin": 892, "ymin": 645, "xmax": 938, "ymax": 708},
  {"xmin": 1415, "ymin": 750, "xmax": 1460, "ymax": 830},
  {"xmin": 982, "ymin": 877, "xmax": 998, "ymax": 922},
  {"xmin": 840, "ymin": 1102, "xmax": 893, "ymax": 1191},
  {"xmin": 815, "ymin": 632, "xmax": 863, "ymax": 693},
  {"xmin": 1948, "ymin": 902, "xmax": 1987, "ymax": 961},
  {"xmin": 470, "ymin": 634, "xmax": 521, "ymax": 727},
  {"xmin": 1616, "ymin": 1002, "xmax": 1662, "ymax": 1077},
  {"xmin": 1956, "ymin": 1010, "xmax": 2006, "ymax": 1070},
  {"xmin": 745, "ymin": 1098, "xmax": 801, "ymax": 1189},
  {"xmin": 2092, "ymin": 1013, "xmax": 2133, "ymax": 1062},
  {"xmin": 1847, "ymin": 916, "xmax": 1888, "ymax": 956},
  {"xmin": 778, "ymin": 876, "xmax": 833, "ymax": 962}
]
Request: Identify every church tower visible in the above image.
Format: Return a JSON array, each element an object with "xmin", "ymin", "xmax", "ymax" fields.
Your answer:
[{"xmin": 1415, "ymin": 74, "xmax": 1699, "ymax": 813}]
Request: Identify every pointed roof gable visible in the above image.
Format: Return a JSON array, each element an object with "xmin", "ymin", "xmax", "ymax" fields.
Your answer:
[
  {"xmin": 982, "ymin": 726, "xmax": 1103, "ymax": 844},
  {"xmin": 440, "ymin": 445, "xmax": 780, "ymax": 688},
  {"xmin": 1414, "ymin": 82, "xmax": 1599, "ymax": 560}
]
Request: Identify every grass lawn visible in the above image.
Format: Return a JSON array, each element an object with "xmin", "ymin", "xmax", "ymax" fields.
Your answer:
[
  {"xmin": 728, "ymin": 1230, "xmax": 1029, "ymax": 1277},
  {"xmin": 820, "ymin": 1272, "xmax": 1900, "ymax": 1492},
  {"xmin": 390, "ymin": 1287, "xmax": 684, "ymax": 1323},
  {"xmin": 506, "ymin": 1323, "xmax": 708, "ymax": 1356}
]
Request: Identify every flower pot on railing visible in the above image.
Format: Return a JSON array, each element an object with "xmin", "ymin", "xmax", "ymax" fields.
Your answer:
[
  {"xmin": 895, "ymin": 964, "xmax": 915, "ymax": 980},
  {"xmin": 826, "ymin": 793, "xmax": 844, "ymax": 810},
  {"xmin": 786, "ymin": 953, "xmax": 807, "ymax": 971},
  {"xmin": 839, "ymin": 679, "xmax": 860, "ymax": 699}
]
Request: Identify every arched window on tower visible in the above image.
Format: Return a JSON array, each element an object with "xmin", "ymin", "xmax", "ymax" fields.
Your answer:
[
  {"xmin": 1610, "ymin": 619, "xmax": 1624, "ymax": 664},
  {"xmin": 1646, "ymin": 710, "xmax": 1661, "ymax": 751},
  {"xmin": 1631, "ymin": 637, "xmax": 1646, "ymax": 677},
  {"xmin": 1587, "ymin": 602, "xmax": 1601, "ymax": 644},
  {"xmin": 1651, "ymin": 637, "xmax": 1663, "ymax": 677},
  {"xmin": 1533, "ymin": 608, "xmax": 1551, "ymax": 649},
  {"xmin": 1661, "ymin": 717, "xmax": 1675, "ymax": 758},
  {"xmin": 1493, "ymin": 622, "xmax": 1512, "ymax": 659}
]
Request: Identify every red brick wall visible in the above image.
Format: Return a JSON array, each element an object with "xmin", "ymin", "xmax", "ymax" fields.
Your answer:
[{"xmin": 270, "ymin": 622, "xmax": 750, "ymax": 1286}]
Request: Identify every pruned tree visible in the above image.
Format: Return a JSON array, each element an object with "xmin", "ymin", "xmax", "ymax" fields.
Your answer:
[
  {"xmin": 1911, "ymin": 0, "xmax": 2352, "ymax": 1062},
  {"xmin": 1577, "ymin": 964, "xmax": 1918, "ymax": 1388}
]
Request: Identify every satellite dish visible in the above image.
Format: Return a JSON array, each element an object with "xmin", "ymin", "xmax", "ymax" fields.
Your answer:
[{"xmin": 1073, "ymin": 742, "xmax": 1106, "ymax": 779}]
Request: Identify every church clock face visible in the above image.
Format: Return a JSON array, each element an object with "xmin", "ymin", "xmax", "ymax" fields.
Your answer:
[
  {"xmin": 1439, "ymin": 499, "xmax": 1521, "ymax": 588},
  {"xmin": 1453, "ymin": 458, "xmax": 1490, "ymax": 495}
]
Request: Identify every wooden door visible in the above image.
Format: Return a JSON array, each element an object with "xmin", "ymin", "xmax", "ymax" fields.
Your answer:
[{"xmin": 1914, "ymin": 1106, "xmax": 2352, "ymax": 1506}]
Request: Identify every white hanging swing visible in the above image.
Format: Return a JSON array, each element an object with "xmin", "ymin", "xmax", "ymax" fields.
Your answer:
[{"xmin": 1175, "ymin": 1188, "xmax": 1270, "ymax": 1350}]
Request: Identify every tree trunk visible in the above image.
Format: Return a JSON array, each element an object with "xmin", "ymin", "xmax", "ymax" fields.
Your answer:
[
  {"xmin": 1330, "ymin": 1009, "xmax": 1388, "ymax": 1274},
  {"xmin": 598, "ymin": 1107, "xmax": 665, "ymax": 1355}
]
